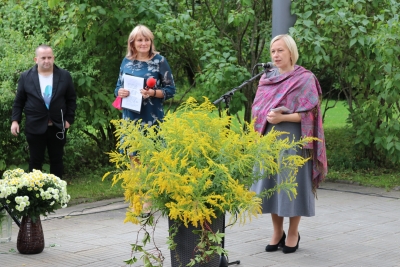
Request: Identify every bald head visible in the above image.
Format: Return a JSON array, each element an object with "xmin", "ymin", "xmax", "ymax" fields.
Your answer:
[{"xmin": 34, "ymin": 45, "xmax": 54, "ymax": 74}]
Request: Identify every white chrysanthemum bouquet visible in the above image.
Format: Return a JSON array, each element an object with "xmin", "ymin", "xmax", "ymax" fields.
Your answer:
[{"xmin": 0, "ymin": 168, "xmax": 70, "ymax": 222}]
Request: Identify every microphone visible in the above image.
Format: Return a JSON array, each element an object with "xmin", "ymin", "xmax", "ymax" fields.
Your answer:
[
  {"xmin": 256, "ymin": 62, "xmax": 274, "ymax": 69},
  {"xmin": 145, "ymin": 77, "xmax": 156, "ymax": 90}
]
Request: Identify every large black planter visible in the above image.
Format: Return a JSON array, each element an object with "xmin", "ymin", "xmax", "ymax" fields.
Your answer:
[{"xmin": 169, "ymin": 216, "xmax": 224, "ymax": 267}]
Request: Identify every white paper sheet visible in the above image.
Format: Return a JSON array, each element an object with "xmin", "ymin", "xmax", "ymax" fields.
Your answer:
[{"xmin": 121, "ymin": 74, "xmax": 144, "ymax": 113}]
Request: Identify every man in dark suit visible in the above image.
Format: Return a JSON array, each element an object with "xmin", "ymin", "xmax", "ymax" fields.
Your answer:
[{"xmin": 10, "ymin": 44, "xmax": 77, "ymax": 178}]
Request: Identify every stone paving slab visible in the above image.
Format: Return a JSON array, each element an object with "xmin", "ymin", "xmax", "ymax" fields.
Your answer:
[{"xmin": 1, "ymin": 182, "xmax": 399, "ymax": 267}]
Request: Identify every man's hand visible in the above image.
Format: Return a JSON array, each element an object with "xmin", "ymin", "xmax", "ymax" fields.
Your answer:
[
  {"xmin": 11, "ymin": 121, "xmax": 20, "ymax": 136},
  {"xmin": 65, "ymin": 121, "xmax": 70, "ymax": 129}
]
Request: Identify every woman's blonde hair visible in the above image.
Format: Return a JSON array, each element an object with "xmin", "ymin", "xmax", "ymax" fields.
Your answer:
[
  {"xmin": 270, "ymin": 34, "xmax": 299, "ymax": 66},
  {"xmin": 126, "ymin": 25, "xmax": 158, "ymax": 60}
]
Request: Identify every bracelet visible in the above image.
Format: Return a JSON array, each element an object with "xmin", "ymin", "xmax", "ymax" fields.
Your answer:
[{"xmin": 153, "ymin": 89, "xmax": 157, "ymax": 97}]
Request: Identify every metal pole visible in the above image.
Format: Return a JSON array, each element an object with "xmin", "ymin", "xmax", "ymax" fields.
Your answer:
[{"xmin": 272, "ymin": 0, "xmax": 297, "ymax": 38}]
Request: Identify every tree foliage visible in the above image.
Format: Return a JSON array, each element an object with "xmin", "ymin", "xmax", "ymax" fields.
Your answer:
[
  {"xmin": 0, "ymin": 0, "xmax": 399, "ymax": 171},
  {"xmin": 145, "ymin": 0, "xmax": 273, "ymax": 121},
  {"xmin": 291, "ymin": 0, "xmax": 400, "ymax": 165},
  {"xmin": 0, "ymin": 26, "xmax": 47, "ymax": 171}
]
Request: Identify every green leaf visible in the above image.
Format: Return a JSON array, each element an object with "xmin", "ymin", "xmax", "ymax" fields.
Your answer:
[
  {"xmin": 228, "ymin": 14, "xmax": 234, "ymax": 24},
  {"xmin": 0, "ymin": 159, "xmax": 6, "ymax": 171},
  {"xmin": 358, "ymin": 26, "xmax": 367, "ymax": 33},
  {"xmin": 385, "ymin": 48, "xmax": 393, "ymax": 56},
  {"xmin": 137, "ymin": 6, "xmax": 146, "ymax": 14},
  {"xmin": 361, "ymin": 19, "xmax": 370, "ymax": 26},
  {"xmin": 303, "ymin": 11, "xmax": 313, "ymax": 19},
  {"xmin": 395, "ymin": 142, "xmax": 400, "ymax": 151},
  {"xmin": 387, "ymin": 142, "xmax": 393, "ymax": 150},
  {"xmin": 349, "ymin": 38, "xmax": 357, "ymax": 47},
  {"xmin": 47, "ymin": 0, "xmax": 59, "ymax": 8},
  {"xmin": 123, "ymin": 258, "xmax": 135, "ymax": 264},
  {"xmin": 384, "ymin": 63, "xmax": 392, "ymax": 74},
  {"xmin": 315, "ymin": 55, "xmax": 322, "ymax": 64},
  {"xmin": 97, "ymin": 7, "xmax": 106, "ymax": 15},
  {"xmin": 78, "ymin": 78, "xmax": 86, "ymax": 86}
]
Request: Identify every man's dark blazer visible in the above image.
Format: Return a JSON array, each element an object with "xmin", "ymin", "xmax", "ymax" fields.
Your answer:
[{"xmin": 11, "ymin": 64, "xmax": 77, "ymax": 134}]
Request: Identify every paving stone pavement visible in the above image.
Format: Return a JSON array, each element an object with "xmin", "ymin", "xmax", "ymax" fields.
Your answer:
[{"xmin": 1, "ymin": 181, "xmax": 400, "ymax": 267}]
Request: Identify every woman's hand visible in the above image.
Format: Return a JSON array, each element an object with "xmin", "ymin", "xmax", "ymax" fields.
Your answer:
[
  {"xmin": 267, "ymin": 111, "xmax": 283, "ymax": 124},
  {"xmin": 140, "ymin": 88, "xmax": 151, "ymax": 99},
  {"xmin": 267, "ymin": 111, "xmax": 301, "ymax": 124},
  {"xmin": 118, "ymin": 88, "xmax": 130, "ymax": 98}
]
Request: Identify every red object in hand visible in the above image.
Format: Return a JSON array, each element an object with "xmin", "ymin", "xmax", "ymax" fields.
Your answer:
[
  {"xmin": 112, "ymin": 96, "xmax": 122, "ymax": 110},
  {"xmin": 145, "ymin": 77, "xmax": 156, "ymax": 90}
]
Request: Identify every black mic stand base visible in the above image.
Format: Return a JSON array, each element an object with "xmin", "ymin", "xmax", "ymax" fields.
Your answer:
[
  {"xmin": 220, "ymin": 255, "xmax": 240, "ymax": 266},
  {"xmin": 219, "ymin": 214, "xmax": 240, "ymax": 266}
]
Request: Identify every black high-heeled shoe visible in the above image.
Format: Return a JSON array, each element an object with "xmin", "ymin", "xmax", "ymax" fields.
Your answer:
[
  {"xmin": 265, "ymin": 231, "xmax": 286, "ymax": 252},
  {"xmin": 282, "ymin": 233, "xmax": 300, "ymax": 254}
]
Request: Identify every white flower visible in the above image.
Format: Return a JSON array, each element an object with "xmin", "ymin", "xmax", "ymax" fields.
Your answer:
[
  {"xmin": 0, "ymin": 168, "xmax": 70, "ymax": 217},
  {"xmin": 15, "ymin": 196, "xmax": 23, "ymax": 204},
  {"xmin": 15, "ymin": 205, "xmax": 24, "ymax": 212}
]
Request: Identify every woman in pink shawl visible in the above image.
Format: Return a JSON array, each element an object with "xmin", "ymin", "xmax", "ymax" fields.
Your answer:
[{"xmin": 251, "ymin": 34, "xmax": 327, "ymax": 254}]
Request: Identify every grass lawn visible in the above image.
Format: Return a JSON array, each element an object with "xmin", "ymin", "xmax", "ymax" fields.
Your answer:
[
  {"xmin": 321, "ymin": 100, "xmax": 349, "ymax": 129},
  {"xmin": 65, "ymin": 168, "xmax": 124, "ymax": 206},
  {"xmin": 326, "ymin": 169, "xmax": 400, "ymax": 191}
]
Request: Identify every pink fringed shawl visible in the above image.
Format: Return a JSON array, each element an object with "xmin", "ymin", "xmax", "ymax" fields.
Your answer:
[{"xmin": 252, "ymin": 65, "xmax": 328, "ymax": 188}]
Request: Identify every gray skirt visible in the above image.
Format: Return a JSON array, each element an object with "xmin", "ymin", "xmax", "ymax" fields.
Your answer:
[{"xmin": 251, "ymin": 122, "xmax": 315, "ymax": 217}]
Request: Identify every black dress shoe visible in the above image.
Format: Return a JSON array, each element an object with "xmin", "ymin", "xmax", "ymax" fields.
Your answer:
[
  {"xmin": 265, "ymin": 231, "xmax": 286, "ymax": 252},
  {"xmin": 282, "ymin": 233, "xmax": 300, "ymax": 254}
]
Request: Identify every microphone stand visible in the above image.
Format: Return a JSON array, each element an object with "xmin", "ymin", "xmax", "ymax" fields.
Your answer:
[
  {"xmin": 213, "ymin": 65, "xmax": 273, "ymax": 267},
  {"xmin": 218, "ymin": 215, "xmax": 240, "ymax": 267},
  {"xmin": 213, "ymin": 68, "xmax": 267, "ymax": 115}
]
